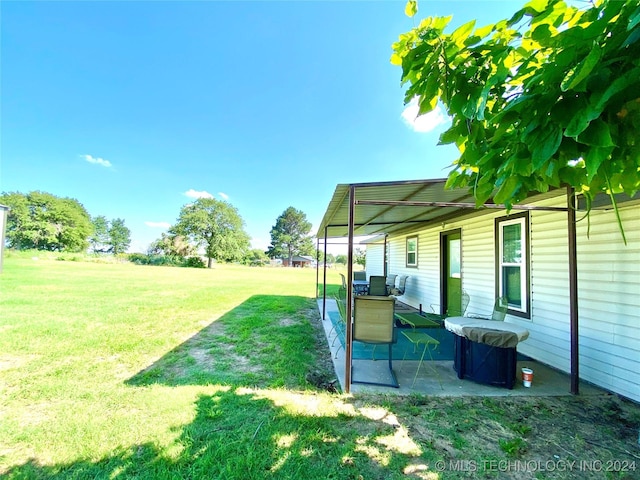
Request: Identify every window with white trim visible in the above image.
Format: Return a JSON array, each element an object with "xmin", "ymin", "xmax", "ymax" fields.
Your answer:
[
  {"xmin": 406, "ymin": 236, "xmax": 418, "ymax": 267},
  {"xmin": 496, "ymin": 213, "xmax": 530, "ymax": 317}
]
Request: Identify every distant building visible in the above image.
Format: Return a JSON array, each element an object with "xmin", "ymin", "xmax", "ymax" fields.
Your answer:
[{"xmin": 281, "ymin": 255, "xmax": 315, "ymax": 268}]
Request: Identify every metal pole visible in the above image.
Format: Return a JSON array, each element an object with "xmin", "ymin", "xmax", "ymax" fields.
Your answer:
[
  {"xmin": 344, "ymin": 185, "xmax": 356, "ymax": 392},
  {"xmin": 316, "ymin": 238, "xmax": 320, "ymax": 299},
  {"xmin": 567, "ymin": 186, "xmax": 579, "ymax": 395},
  {"xmin": 383, "ymin": 235, "xmax": 388, "ymax": 277},
  {"xmin": 322, "ymin": 230, "xmax": 328, "ymax": 320}
]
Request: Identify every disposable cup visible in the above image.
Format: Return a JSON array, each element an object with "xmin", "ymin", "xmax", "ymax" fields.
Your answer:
[{"xmin": 522, "ymin": 368, "xmax": 533, "ymax": 387}]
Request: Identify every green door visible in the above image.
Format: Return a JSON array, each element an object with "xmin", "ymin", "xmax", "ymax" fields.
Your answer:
[{"xmin": 441, "ymin": 231, "xmax": 462, "ymax": 316}]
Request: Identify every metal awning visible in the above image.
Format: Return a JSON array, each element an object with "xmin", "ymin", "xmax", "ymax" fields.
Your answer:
[
  {"xmin": 316, "ymin": 178, "xmax": 565, "ymax": 239},
  {"xmin": 315, "ymin": 178, "xmax": 580, "ymax": 395}
]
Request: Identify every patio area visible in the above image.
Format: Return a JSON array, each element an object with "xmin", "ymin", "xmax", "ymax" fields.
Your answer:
[{"xmin": 317, "ymin": 298, "xmax": 606, "ymax": 397}]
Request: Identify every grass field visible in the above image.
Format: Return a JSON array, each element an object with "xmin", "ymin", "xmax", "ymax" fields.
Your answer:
[{"xmin": 1, "ymin": 253, "xmax": 639, "ymax": 480}]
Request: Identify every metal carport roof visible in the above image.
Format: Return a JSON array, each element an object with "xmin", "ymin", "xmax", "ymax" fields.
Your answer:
[
  {"xmin": 315, "ymin": 178, "xmax": 580, "ymax": 395},
  {"xmin": 316, "ymin": 178, "xmax": 565, "ymax": 239}
]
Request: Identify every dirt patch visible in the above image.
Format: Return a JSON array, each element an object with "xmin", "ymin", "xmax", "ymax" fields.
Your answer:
[
  {"xmin": 304, "ymin": 306, "xmax": 340, "ymax": 393},
  {"xmin": 279, "ymin": 317, "xmax": 299, "ymax": 327}
]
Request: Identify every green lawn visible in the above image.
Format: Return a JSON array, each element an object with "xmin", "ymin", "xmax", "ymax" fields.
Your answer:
[{"xmin": 1, "ymin": 253, "xmax": 639, "ymax": 480}]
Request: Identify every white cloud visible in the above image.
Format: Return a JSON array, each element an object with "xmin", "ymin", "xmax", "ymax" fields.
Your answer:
[
  {"xmin": 184, "ymin": 189, "xmax": 214, "ymax": 199},
  {"xmin": 81, "ymin": 154, "xmax": 112, "ymax": 168},
  {"xmin": 401, "ymin": 98, "xmax": 448, "ymax": 133},
  {"xmin": 145, "ymin": 221, "xmax": 171, "ymax": 228},
  {"xmin": 218, "ymin": 192, "xmax": 229, "ymax": 200}
]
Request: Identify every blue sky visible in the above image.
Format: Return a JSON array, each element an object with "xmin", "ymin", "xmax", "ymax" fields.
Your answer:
[{"xmin": 1, "ymin": 1, "xmax": 521, "ymax": 253}]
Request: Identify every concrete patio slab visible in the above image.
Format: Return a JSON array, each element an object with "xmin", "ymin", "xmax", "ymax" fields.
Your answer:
[{"xmin": 317, "ymin": 298, "xmax": 606, "ymax": 397}]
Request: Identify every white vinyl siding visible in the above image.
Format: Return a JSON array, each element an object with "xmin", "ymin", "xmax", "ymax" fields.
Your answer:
[
  {"xmin": 371, "ymin": 197, "xmax": 640, "ymax": 402},
  {"xmin": 364, "ymin": 242, "xmax": 384, "ymax": 278}
]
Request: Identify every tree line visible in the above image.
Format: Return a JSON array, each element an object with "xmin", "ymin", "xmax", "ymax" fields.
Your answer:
[
  {"xmin": 0, "ymin": 191, "xmax": 131, "ymax": 254},
  {"xmin": 0, "ymin": 191, "xmax": 319, "ymax": 268}
]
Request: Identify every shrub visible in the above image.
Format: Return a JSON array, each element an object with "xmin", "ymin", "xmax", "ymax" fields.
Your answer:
[{"xmin": 182, "ymin": 256, "xmax": 206, "ymax": 268}]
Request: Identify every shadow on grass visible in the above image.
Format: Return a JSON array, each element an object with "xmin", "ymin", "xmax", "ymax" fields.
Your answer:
[
  {"xmin": 126, "ymin": 294, "xmax": 329, "ymax": 389},
  {"xmin": 4, "ymin": 293, "xmax": 436, "ymax": 478},
  {"xmin": 5, "ymin": 387, "xmax": 430, "ymax": 479}
]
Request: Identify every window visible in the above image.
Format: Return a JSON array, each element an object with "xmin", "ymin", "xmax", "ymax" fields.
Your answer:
[
  {"xmin": 406, "ymin": 236, "xmax": 418, "ymax": 267},
  {"xmin": 495, "ymin": 213, "xmax": 530, "ymax": 318}
]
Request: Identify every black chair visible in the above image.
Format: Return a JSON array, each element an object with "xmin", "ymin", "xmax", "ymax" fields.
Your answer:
[{"xmin": 352, "ymin": 295, "xmax": 399, "ymax": 388}]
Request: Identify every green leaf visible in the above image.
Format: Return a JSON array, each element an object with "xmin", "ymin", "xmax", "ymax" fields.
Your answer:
[
  {"xmin": 475, "ymin": 23, "xmax": 495, "ymax": 39},
  {"xmin": 524, "ymin": 0, "xmax": 548, "ymax": 14},
  {"xmin": 451, "ymin": 20, "xmax": 476, "ymax": 47},
  {"xmin": 432, "ymin": 15, "xmax": 453, "ymax": 31},
  {"xmin": 577, "ymin": 119, "xmax": 616, "ymax": 147},
  {"xmin": 439, "ymin": 123, "xmax": 462, "ymax": 145},
  {"xmin": 592, "ymin": 67, "xmax": 640, "ymax": 112},
  {"xmin": 444, "ymin": 169, "xmax": 461, "ymax": 189},
  {"xmin": 507, "ymin": 8, "xmax": 527, "ymax": 26},
  {"xmin": 531, "ymin": 125, "xmax": 563, "ymax": 169},
  {"xmin": 493, "ymin": 175, "xmax": 521, "ymax": 205},
  {"xmin": 561, "ymin": 47, "xmax": 602, "ymax": 92},
  {"xmin": 531, "ymin": 23, "xmax": 552, "ymax": 42},
  {"xmin": 622, "ymin": 28, "xmax": 640, "ymax": 48},
  {"xmin": 565, "ymin": 105, "xmax": 600, "ymax": 138},
  {"xmin": 629, "ymin": 6, "xmax": 640, "ymax": 31},
  {"xmin": 584, "ymin": 146, "xmax": 613, "ymax": 179},
  {"xmin": 473, "ymin": 179, "xmax": 495, "ymax": 206},
  {"xmin": 405, "ymin": 0, "xmax": 418, "ymax": 18}
]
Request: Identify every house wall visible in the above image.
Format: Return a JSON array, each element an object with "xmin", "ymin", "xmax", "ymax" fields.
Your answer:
[
  {"xmin": 364, "ymin": 242, "xmax": 385, "ymax": 279},
  {"xmin": 382, "ymin": 198, "xmax": 640, "ymax": 402}
]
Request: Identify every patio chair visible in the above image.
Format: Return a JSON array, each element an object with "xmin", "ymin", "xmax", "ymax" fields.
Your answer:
[
  {"xmin": 385, "ymin": 274, "xmax": 398, "ymax": 292},
  {"xmin": 389, "ymin": 275, "xmax": 409, "ymax": 297},
  {"xmin": 331, "ymin": 291, "xmax": 348, "ymax": 358},
  {"xmin": 352, "ymin": 295, "xmax": 399, "ymax": 388},
  {"xmin": 339, "ymin": 273, "xmax": 347, "ymax": 290},
  {"xmin": 368, "ymin": 275, "xmax": 387, "ymax": 296},
  {"xmin": 353, "ymin": 271, "xmax": 367, "ymax": 281},
  {"xmin": 467, "ymin": 296, "xmax": 508, "ymax": 321},
  {"xmin": 428, "ymin": 290, "xmax": 470, "ymax": 320}
]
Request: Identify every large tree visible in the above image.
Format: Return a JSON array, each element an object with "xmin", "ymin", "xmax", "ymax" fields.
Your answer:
[
  {"xmin": 171, "ymin": 198, "xmax": 250, "ymax": 267},
  {"xmin": 90, "ymin": 216, "xmax": 131, "ymax": 254},
  {"xmin": 266, "ymin": 207, "xmax": 314, "ymax": 266},
  {"xmin": 89, "ymin": 215, "xmax": 110, "ymax": 253},
  {"xmin": 148, "ymin": 232, "xmax": 195, "ymax": 258},
  {"xmin": 0, "ymin": 191, "xmax": 92, "ymax": 252},
  {"xmin": 393, "ymin": 0, "xmax": 640, "ymax": 240},
  {"xmin": 108, "ymin": 218, "xmax": 131, "ymax": 255}
]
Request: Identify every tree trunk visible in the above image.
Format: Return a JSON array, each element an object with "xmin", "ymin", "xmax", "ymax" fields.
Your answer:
[{"xmin": 207, "ymin": 257, "xmax": 213, "ymax": 268}]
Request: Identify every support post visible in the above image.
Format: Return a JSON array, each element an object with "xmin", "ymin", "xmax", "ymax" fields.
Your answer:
[
  {"xmin": 322, "ymin": 230, "xmax": 328, "ymax": 319},
  {"xmin": 344, "ymin": 185, "xmax": 356, "ymax": 393},
  {"xmin": 567, "ymin": 186, "xmax": 579, "ymax": 395}
]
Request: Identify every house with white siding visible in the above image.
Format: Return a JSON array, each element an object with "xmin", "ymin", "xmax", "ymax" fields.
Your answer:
[{"xmin": 316, "ymin": 179, "xmax": 640, "ymax": 401}]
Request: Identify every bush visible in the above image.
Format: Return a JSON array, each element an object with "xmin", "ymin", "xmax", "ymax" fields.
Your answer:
[
  {"xmin": 127, "ymin": 253, "xmax": 205, "ymax": 268},
  {"xmin": 182, "ymin": 257, "xmax": 206, "ymax": 268},
  {"xmin": 127, "ymin": 253, "xmax": 151, "ymax": 265},
  {"xmin": 55, "ymin": 254, "xmax": 84, "ymax": 262}
]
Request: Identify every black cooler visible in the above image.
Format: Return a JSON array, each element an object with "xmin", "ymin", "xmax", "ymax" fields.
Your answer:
[{"xmin": 452, "ymin": 327, "xmax": 519, "ymax": 389}]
